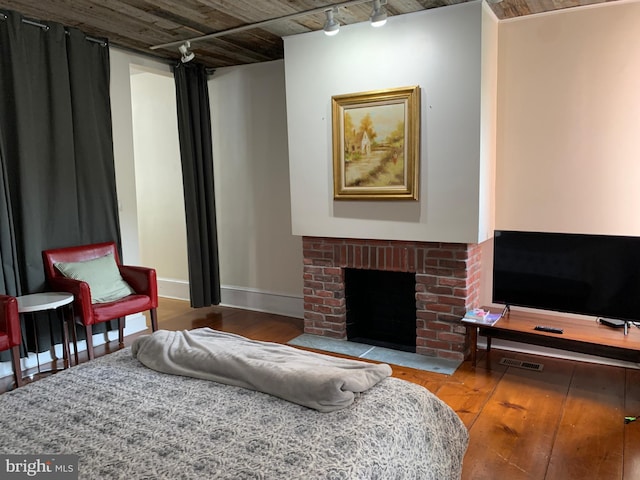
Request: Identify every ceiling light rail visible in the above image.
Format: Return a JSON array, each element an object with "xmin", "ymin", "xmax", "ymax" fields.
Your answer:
[{"xmin": 151, "ymin": 0, "xmax": 389, "ymax": 53}]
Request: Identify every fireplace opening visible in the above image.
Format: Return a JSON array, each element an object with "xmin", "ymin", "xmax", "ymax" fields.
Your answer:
[{"xmin": 345, "ymin": 268, "xmax": 417, "ymax": 353}]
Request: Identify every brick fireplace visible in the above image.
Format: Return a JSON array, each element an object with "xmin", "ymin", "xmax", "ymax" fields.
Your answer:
[{"xmin": 302, "ymin": 237, "xmax": 482, "ymax": 362}]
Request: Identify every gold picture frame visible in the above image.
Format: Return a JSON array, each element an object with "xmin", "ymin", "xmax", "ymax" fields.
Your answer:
[{"xmin": 331, "ymin": 86, "xmax": 420, "ymax": 200}]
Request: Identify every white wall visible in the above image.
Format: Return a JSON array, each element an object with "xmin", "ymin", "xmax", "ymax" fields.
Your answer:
[
  {"xmin": 209, "ymin": 61, "xmax": 303, "ymax": 316},
  {"xmin": 111, "ymin": 49, "xmax": 302, "ymax": 317},
  {"xmin": 284, "ymin": 2, "xmax": 487, "ymax": 244},
  {"xmin": 494, "ymin": 1, "xmax": 640, "ymax": 236},
  {"xmin": 108, "ymin": 49, "xmax": 175, "ymax": 338},
  {"xmin": 130, "ymin": 68, "xmax": 189, "ymax": 299},
  {"xmin": 111, "ymin": 50, "xmax": 191, "ymax": 304},
  {"xmin": 110, "ymin": 48, "xmax": 147, "ymax": 267},
  {"xmin": 479, "ymin": 3, "xmax": 499, "ymax": 242}
]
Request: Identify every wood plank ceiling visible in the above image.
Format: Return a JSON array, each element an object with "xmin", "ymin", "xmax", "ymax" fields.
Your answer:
[{"xmin": 0, "ymin": 0, "xmax": 618, "ymax": 68}]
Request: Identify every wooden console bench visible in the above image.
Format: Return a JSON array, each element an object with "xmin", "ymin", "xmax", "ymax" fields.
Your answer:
[{"xmin": 464, "ymin": 308, "xmax": 640, "ymax": 366}]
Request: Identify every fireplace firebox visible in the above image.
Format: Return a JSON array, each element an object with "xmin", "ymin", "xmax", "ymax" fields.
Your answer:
[{"xmin": 345, "ymin": 268, "xmax": 417, "ymax": 352}]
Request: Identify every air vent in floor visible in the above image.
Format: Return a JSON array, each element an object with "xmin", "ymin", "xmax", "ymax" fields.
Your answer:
[{"xmin": 499, "ymin": 357, "xmax": 544, "ymax": 371}]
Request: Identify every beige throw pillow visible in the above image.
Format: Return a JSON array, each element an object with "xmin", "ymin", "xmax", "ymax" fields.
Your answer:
[{"xmin": 54, "ymin": 253, "xmax": 135, "ymax": 303}]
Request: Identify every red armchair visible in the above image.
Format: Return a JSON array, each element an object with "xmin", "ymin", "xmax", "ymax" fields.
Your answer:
[
  {"xmin": 0, "ymin": 295, "xmax": 23, "ymax": 388},
  {"xmin": 42, "ymin": 242, "xmax": 158, "ymax": 360}
]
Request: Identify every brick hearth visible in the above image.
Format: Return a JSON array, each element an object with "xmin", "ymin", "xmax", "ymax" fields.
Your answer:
[{"xmin": 302, "ymin": 237, "xmax": 482, "ymax": 362}]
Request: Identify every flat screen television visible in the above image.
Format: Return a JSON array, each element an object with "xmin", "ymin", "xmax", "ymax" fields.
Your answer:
[{"xmin": 492, "ymin": 230, "xmax": 640, "ymax": 322}]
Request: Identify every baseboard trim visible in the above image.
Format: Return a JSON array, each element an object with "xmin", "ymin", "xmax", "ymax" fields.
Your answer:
[
  {"xmin": 157, "ymin": 277, "xmax": 190, "ymax": 300},
  {"xmin": 220, "ymin": 285, "xmax": 303, "ymax": 319},
  {"xmin": 157, "ymin": 278, "xmax": 303, "ymax": 319}
]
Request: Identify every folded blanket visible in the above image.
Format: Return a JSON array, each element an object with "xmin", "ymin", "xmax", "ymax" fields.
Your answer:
[{"xmin": 131, "ymin": 328, "xmax": 392, "ymax": 412}]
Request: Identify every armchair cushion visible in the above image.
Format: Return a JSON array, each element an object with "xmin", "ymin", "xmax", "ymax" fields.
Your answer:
[{"xmin": 54, "ymin": 253, "xmax": 135, "ymax": 304}]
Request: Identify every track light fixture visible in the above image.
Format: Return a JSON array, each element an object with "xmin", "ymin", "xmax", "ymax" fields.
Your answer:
[
  {"xmin": 370, "ymin": 0, "xmax": 388, "ymax": 27},
  {"xmin": 323, "ymin": 8, "xmax": 340, "ymax": 36},
  {"xmin": 178, "ymin": 41, "xmax": 195, "ymax": 63},
  {"xmin": 152, "ymin": 0, "xmax": 390, "ymax": 54}
]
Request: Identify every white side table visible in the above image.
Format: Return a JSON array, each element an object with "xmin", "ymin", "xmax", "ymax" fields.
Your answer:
[{"xmin": 17, "ymin": 292, "xmax": 74, "ymax": 375}]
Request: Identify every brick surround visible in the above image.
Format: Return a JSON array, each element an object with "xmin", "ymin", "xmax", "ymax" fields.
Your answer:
[{"xmin": 303, "ymin": 237, "xmax": 482, "ymax": 362}]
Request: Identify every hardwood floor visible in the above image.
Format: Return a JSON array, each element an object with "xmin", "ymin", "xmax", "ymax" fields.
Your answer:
[{"xmin": 3, "ymin": 297, "xmax": 640, "ymax": 479}]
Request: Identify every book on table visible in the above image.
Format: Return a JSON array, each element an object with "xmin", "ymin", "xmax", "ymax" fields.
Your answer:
[{"xmin": 462, "ymin": 309, "xmax": 502, "ymax": 326}]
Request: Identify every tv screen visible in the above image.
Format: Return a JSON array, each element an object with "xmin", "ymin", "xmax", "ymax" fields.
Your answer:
[{"xmin": 492, "ymin": 230, "xmax": 640, "ymax": 322}]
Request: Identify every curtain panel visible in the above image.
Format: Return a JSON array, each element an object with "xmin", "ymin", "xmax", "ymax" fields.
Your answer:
[
  {"xmin": 174, "ymin": 63, "xmax": 221, "ymax": 308},
  {"xmin": 0, "ymin": 10, "xmax": 121, "ymax": 354}
]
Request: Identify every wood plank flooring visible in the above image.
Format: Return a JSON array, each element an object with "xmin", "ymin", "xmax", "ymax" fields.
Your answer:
[{"xmin": 3, "ymin": 297, "xmax": 640, "ymax": 479}]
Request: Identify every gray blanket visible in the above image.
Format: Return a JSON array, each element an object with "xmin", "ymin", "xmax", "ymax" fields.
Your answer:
[{"xmin": 132, "ymin": 328, "xmax": 392, "ymax": 412}]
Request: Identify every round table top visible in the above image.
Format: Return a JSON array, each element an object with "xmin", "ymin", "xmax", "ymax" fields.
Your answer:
[{"xmin": 16, "ymin": 292, "xmax": 74, "ymax": 313}]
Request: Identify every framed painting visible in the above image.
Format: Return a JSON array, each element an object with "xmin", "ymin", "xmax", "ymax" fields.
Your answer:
[{"xmin": 331, "ymin": 86, "xmax": 420, "ymax": 200}]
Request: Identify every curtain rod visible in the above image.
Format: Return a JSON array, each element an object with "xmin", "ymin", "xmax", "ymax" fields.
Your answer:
[{"xmin": 0, "ymin": 13, "xmax": 107, "ymax": 46}]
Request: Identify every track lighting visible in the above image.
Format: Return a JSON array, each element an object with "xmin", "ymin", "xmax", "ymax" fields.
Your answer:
[
  {"xmin": 323, "ymin": 8, "xmax": 340, "ymax": 36},
  {"xmin": 370, "ymin": 0, "xmax": 388, "ymax": 27},
  {"xmin": 178, "ymin": 41, "xmax": 195, "ymax": 63},
  {"xmin": 152, "ymin": 0, "xmax": 389, "ymax": 53}
]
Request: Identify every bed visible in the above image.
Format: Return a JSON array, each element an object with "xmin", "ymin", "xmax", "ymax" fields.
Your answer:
[{"xmin": 0, "ymin": 331, "xmax": 468, "ymax": 479}]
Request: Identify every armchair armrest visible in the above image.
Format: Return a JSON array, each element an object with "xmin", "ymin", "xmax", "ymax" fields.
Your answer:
[
  {"xmin": 119, "ymin": 265, "xmax": 158, "ymax": 307},
  {"xmin": 47, "ymin": 276, "xmax": 93, "ymax": 323},
  {"xmin": 0, "ymin": 295, "xmax": 20, "ymax": 347}
]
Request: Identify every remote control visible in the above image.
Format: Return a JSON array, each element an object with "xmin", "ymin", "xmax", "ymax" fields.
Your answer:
[{"xmin": 534, "ymin": 325, "xmax": 563, "ymax": 334}]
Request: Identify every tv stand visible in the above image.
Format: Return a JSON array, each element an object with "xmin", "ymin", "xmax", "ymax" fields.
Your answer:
[{"xmin": 465, "ymin": 308, "xmax": 640, "ymax": 366}]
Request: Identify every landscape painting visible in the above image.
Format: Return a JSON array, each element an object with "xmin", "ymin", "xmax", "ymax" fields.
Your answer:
[{"xmin": 332, "ymin": 86, "xmax": 420, "ymax": 200}]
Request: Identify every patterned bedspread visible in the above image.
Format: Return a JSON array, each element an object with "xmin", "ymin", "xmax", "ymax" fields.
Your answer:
[{"xmin": 0, "ymin": 348, "xmax": 468, "ymax": 479}]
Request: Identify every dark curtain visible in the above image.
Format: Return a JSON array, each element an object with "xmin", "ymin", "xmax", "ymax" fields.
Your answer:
[
  {"xmin": 174, "ymin": 63, "xmax": 221, "ymax": 308},
  {"xmin": 0, "ymin": 10, "xmax": 121, "ymax": 354},
  {"xmin": 0, "ymin": 134, "xmax": 20, "ymax": 297}
]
